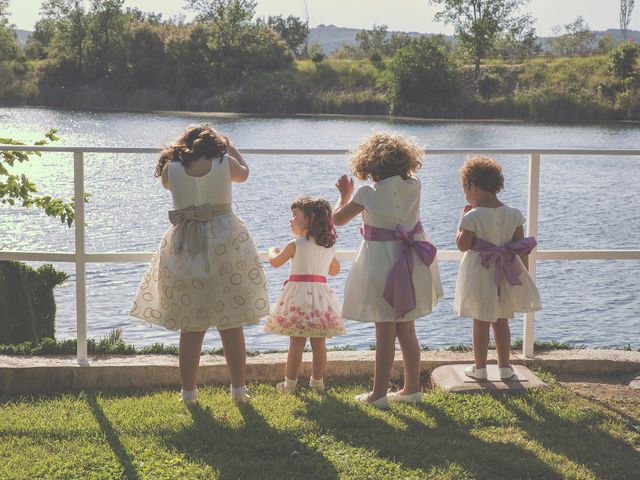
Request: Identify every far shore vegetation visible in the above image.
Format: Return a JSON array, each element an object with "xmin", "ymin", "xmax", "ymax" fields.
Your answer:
[{"xmin": 1, "ymin": 0, "xmax": 640, "ymax": 122}]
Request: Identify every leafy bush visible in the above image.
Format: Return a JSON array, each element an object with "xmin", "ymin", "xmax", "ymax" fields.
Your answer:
[
  {"xmin": 386, "ymin": 36, "xmax": 460, "ymax": 115},
  {"xmin": 0, "ymin": 262, "xmax": 68, "ymax": 344},
  {"xmin": 608, "ymin": 41, "xmax": 640, "ymax": 79}
]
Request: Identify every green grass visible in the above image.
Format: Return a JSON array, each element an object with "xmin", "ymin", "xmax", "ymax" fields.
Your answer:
[{"xmin": 1, "ymin": 373, "xmax": 638, "ymax": 479}]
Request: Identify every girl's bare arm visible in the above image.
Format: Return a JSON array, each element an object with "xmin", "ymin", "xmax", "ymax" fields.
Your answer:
[{"xmin": 268, "ymin": 240, "xmax": 296, "ymax": 268}]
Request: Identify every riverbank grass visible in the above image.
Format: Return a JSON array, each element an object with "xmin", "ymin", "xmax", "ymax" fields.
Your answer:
[{"xmin": 1, "ymin": 372, "xmax": 638, "ymax": 479}]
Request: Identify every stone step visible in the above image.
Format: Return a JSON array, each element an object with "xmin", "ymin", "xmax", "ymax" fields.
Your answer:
[{"xmin": 430, "ymin": 364, "xmax": 548, "ymax": 393}]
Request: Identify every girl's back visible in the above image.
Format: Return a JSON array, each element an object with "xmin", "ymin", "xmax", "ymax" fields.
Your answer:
[
  {"xmin": 460, "ymin": 205, "xmax": 524, "ymax": 246},
  {"xmin": 168, "ymin": 157, "xmax": 232, "ymax": 209},
  {"xmin": 354, "ymin": 176, "xmax": 421, "ymax": 230},
  {"xmin": 289, "ymin": 237, "xmax": 335, "ymax": 275}
]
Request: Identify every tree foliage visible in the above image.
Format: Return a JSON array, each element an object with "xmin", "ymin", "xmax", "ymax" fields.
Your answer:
[
  {"xmin": 386, "ymin": 36, "xmax": 460, "ymax": 114},
  {"xmin": 0, "ymin": 130, "xmax": 87, "ymax": 227},
  {"xmin": 428, "ymin": 0, "xmax": 534, "ymax": 79},
  {"xmin": 262, "ymin": 15, "xmax": 309, "ymax": 58},
  {"xmin": 620, "ymin": 0, "xmax": 635, "ymax": 41},
  {"xmin": 549, "ymin": 17, "xmax": 597, "ymax": 57}
]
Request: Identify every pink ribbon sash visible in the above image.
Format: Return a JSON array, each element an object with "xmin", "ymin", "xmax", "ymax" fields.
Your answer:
[
  {"xmin": 361, "ymin": 222, "xmax": 437, "ymax": 320},
  {"xmin": 284, "ymin": 274, "xmax": 327, "ymax": 286},
  {"xmin": 471, "ymin": 236, "xmax": 537, "ymax": 297}
]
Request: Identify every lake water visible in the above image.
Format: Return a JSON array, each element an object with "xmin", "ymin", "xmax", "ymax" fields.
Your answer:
[{"xmin": 1, "ymin": 107, "xmax": 639, "ymax": 350}]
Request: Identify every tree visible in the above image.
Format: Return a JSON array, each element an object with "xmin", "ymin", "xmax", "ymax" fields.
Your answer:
[
  {"xmin": 262, "ymin": 15, "xmax": 309, "ymax": 58},
  {"xmin": 549, "ymin": 17, "xmax": 596, "ymax": 56},
  {"xmin": 0, "ymin": 0, "xmax": 20, "ymax": 62},
  {"xmin": 40, "ymin": 0, "xmax": 89, "ymax": 74},
  {"xmin": 387, "ymin": 36, "xmax": 460, "ymax": 115},
  {"xmin": 608, "ymin": 41, "xmax": 639, "ymax": 78},
  {"xmin": 0, "ymin": 130, "xmax": 82, "ymax": 226},
  {"xmin": 86, "ymin": 0, "xmax": 129, "ymax": 81},
  {"xmin": 356, "ymin": 24, "xmax": 390, "ymax": 56},
  {"xmin": 620, "ymin": 0, "xmax": 635, "ymax": 41},
  {"xmin": 428, "ymin": 0, "xmax": 533, "ymax": 80}
]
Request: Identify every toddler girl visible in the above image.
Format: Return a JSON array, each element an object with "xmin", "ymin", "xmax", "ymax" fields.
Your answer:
[
  {"xmin": 131, "ymin": 124, "xmax": 269, "ymax": 404},
  {"xmin": 333, "ymin": 132, "xmax": 443, "ymax": 407},
  {"xmin": 264, "ymin": 196, "xmax": 345, "ymax": 393},
  {"xmin": 454, "ymin": 156, "xmax": 541, "ymax": 380}
]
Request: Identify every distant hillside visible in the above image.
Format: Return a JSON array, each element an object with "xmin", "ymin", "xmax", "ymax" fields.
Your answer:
[
  {"xmin": 308, "ymin": 24, "xmax": 454, "ymax": 53},
  {"xmin": 12, "ymin": 25, "xmax": 640, "ymax": 53},
  {"xmin": 15, "ymin": 29, "xmax": 31, "ymax": 45},
  {"xmin": 309, "ymin": 25, "xmax": 640, "ymax": 54}
]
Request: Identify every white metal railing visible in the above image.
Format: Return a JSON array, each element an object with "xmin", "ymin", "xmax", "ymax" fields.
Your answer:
[{"xmin": 2, "ymin": 145, "xmax": 640, "ymax": 364}]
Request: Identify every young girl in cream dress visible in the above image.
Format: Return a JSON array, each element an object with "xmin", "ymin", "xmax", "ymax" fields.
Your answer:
[{"xmin": 131, "ymin": 124, "xmax": 269, "ymax": 404}]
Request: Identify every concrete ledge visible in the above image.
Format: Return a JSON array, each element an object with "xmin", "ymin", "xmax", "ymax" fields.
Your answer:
[
  {"xmin": 1, "ymin": 349, "xmax": 639, "ymax": 395},
  {"xmin": 430, "ymin": 364, "xmax": 548, "ymax": 393}
]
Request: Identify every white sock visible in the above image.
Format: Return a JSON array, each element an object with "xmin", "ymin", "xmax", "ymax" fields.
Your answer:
[
  {"xmin": 230, "ymin": 385, "xmax": 247, "ymax": 397},
  {"xmin": 284, "ymin": 378, "xmax": 298, "ymax": 389},
  {"xmin": 309, "ymin": 377, "xmax": 324, "ymax": 388},
  {"xmin": 181, "ymin": 388, "xmax": 198, "ymax": 401}
]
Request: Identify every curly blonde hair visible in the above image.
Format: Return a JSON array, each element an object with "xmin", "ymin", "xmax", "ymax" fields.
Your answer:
[
  {"xmin": 459, "ymin": 156, "xmax": 504, "ymax": 194},
  {"xmin": 348, "ymin": 132, "xmax": 423, "ymax": 182},
  {"xmin": 291, "ymin": 196, "xmax": 337, "ymax": 248}
]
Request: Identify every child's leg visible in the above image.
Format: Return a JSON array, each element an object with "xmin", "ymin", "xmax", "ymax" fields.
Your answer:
[
  {"xmin": 396, "ymin": 321, "xmax": 421, "ymax": 395},
  {"xmin": 286, "ymin": 337, "xmax": 307, "ymax": 380},
  {"xmin": 179, "ymin": 330, "xmax": 207, "ymax": 391},
  {"xmin": 491, "ymin": 318, "xmax": 511, "ymax": 368},
  {"xmin": 218, "ymin": 326, "xmax": 247, "ymax": 388},
  {"xmin": 371, "ymin": 322, "xmax": 397, "ymax": 400},
  {"xmin": 309, "ymin": 337, "xmax": 327, "ymax": 381},
  {"xmin": 472, "ymin": 319, "xmax": 491, "ymax": 369}
]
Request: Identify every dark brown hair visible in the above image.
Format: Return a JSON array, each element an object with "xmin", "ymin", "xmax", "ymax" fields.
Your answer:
[
  {"xmin": 349, "ymin": 132, "xmax": 423, "ymax": 182},
  {"xmin": 155, "ymin": 124, "xmax": 228, "ymax": 177},
  {"xmin": 291, "ymin": 196, "xmax": 337, "ymax": 248},
  {"xmin": 459, "ymin": 155, "xmax": 504, "ymax": 194}
]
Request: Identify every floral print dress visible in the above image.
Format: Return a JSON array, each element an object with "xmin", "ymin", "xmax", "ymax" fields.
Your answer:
[{"xmin": 264, "ymin": 237, "xmax": 345, "ymax": 338}]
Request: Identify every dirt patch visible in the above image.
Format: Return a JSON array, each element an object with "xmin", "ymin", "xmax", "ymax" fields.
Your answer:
[{"xmin": 557, "ymin": 372, "xmax": 640, "ymax": 421}]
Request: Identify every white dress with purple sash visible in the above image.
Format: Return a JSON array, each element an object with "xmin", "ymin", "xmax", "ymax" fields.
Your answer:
[
  {"xmin": 342, "ymin": 176, "xmax": 443, "ymax": 323},
  {"xmin": 454, "ymin": 205, "xmax": 542, "ymax": 322}
]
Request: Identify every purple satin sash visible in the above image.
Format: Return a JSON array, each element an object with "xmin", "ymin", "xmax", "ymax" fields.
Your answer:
[
  {"xmin": 471, "ymin": 236, "xmax": 537, "ymax": 297},
  {"xmin": 361, "ymin": 222, "xmax": 437, "ymax": 320}
]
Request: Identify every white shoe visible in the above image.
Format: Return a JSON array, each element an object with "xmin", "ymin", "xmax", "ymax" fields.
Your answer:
[
  {"xmin": 230, "ymin": 385, "xmax": 250, "ymax": 403},
  {"xmin": 499, "ymin": 366, "xmax": 515, "ymax": 380},
  {"xmin": 387, "ymin": 391, "xmax": 423, "ymax": 404},
  {"xmin": 276, "ymin": 381, "xmax": 297, "ymax": 394},
  {"xmin": 464, "ymin": 365, "xmax": 488, "ymax": 380},
  {"xmin": 309, "ymin": 377, "xmax": 325, "ymax": 393},
  {"xmin": 355, "ymin": 392, "xmax": 389, "ymax": 408},
  {"xmin": 181, "ymin": 389, "xmax": 198, "ymax": 405}
]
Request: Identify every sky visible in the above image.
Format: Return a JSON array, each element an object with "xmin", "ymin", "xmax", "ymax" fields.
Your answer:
[{"xmin": 7, "ymin": 0, "xmax": 640, "ymax": 36}]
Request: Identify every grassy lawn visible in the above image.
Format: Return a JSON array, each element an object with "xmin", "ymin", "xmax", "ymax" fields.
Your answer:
[{"xmin": 1, "ymin": 372, "xmax": 638, "ymax": 479}]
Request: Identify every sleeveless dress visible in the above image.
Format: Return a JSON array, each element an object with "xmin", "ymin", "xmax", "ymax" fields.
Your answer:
[
  {"xmin": 342, "ymin": 176, "xmax": 443, "ymax": 323},
  {"xmin": 130, "ymin": 157, "xmax": 269, "ymax": 331},
  {"xmin": 264, "ymin": 237, "xmax": 345, "ymax": 337},
  {"xmin": 454, "ymin": 205, "xmax": 541, "ymax": 322}
]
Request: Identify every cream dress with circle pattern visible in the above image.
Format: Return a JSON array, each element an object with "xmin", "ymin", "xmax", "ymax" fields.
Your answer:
[{"xmin": 130, "ymin": 157, "xmax": 269, "ymax": 331}]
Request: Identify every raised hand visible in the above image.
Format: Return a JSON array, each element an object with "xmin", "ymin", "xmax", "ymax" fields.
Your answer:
[{"xmin": 335, "ymin": 174, "xmax": 354, "ymax": 201}]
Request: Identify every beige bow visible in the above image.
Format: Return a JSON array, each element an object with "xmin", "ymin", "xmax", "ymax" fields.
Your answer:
[{"xmin": 168, "ymin": 203, "xmax": 232, "ymax": 270}]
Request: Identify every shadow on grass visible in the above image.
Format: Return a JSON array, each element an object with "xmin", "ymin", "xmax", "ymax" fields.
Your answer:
[
  {"xmin": 164, "ymin": 401, "xmax": 339, "ymax": 480},
  {"xmin": 505, "ymin": 393, "xmax": 640, "ymax": 478},
  {"xmin": 87, "ymin": 394, "xmax": 140, "ymax": 480},
  {"xmin": 301, "ymin": 392, "xmax": 563, "ymax": 479}
]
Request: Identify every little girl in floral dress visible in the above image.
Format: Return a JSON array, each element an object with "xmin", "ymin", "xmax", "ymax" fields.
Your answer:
[{"xmin": 264, "ymin": 196, "xmax": 345, "ymax": 393}]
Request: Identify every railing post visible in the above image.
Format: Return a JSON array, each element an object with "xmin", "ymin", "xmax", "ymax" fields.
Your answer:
[
  {"xmin": 74, "ymin": 151, "xmax": 89, "ymax": 366},
  {"xmin": 523, "ymin": 153, "xmax": 540, "ymax": 358}
]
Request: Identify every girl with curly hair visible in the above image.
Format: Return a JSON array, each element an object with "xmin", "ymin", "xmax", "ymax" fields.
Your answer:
[
  {"xmin": 333, "ymin": 132, "xmax": 443, "ymax": 408},
  {"xmin": 455, "ymin": 156, "xmax": 541, "ymax": 381},
  {"xmin": 130, "ymin": 124, "xmax": 269, "ymax": 405},
  {"xmin": 264, "ymin": 196, "xmax": 345, "ymax": 394}
]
